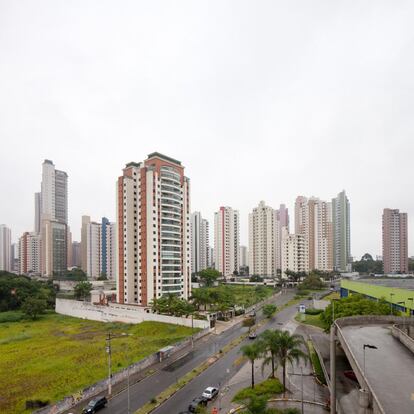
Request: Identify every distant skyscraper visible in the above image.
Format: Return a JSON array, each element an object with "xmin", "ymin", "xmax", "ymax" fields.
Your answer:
[
  {"xmin": 240, "ymin": 245, "xmax": 248, "ymax": 267},
  {"xmin": 0, "ymin": 225, "xmax": 12, "ymax": 272},
  {"xmin": 275, "ymin": 204, "xmax": 289, "ymax": 271},
  {"xmin": 71, "ymin": 241, "xmax": 81, "ymax": 268},
  {"xmin": 11, "ymin": 243, "xmax": 19, "ymax": 273},
  {"xmin": 117, "ymin": 153, "xmax": 191, "ymax": 305},
  {"xmin": 19, "ymin": 232, "xmax": 42, "ymax": 275},
  {"xmin": 191, "ymin": 212, "xmax": 210, "ymax": 274},
  {"xmin": 214, "ymin": 206, "xmax": 240, "ymax": 277},
  {"xmin": 248, "ymin": 201, "xmax": 276, "ymax": 277},
  {"xmin": 382, "ymin": 209, "xmax": 408, "ymax": 274},
  {"xmin": 34, "ymin": 192, "xmax": 41, "ymax": 233},
  {"xmin": 80, "ymin": 215, "xmax": 90, "ymax": 273},
  {"xmin": 332, "ymin": 190, "xmax": 351, "ymax": 272},
  {"xmin": 39, "ymin": 160, "xmax": 68, "ymax": 277}
]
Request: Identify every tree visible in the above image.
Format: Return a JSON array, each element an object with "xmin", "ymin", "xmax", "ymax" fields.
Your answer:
[
  {"xmin": 260, "ymin": 330, "xmax": 280, "ymax": 378},
  {"xmin": 298, "ymin": 274, "xmax": 325, "ymax": 290},
  {"xmin": 74, "ymin": 281, "xmax": 93, "ymax": 300},
  {"xmin": 97, "ymin": 272, "xmax": 107, "ymax": 280},
  {"xmin": 262, "ymin": 304, "xmax": 277, "ymax": 319},
  {"xmin": 243, "ymin": 317, "xmax": 255, "ymax": 332},
  {"xmin": 240, "ymin": 395, "xmax": 268, "ymax": 414},
  {"xmin": 21, "ymin": 296, "xmax": 47, "ymax": 320},
  {"xmin": 273, "ymin": 330, "xmax": 308, "ymax": 392},
  {"xmin": 58, "ymin": 268, "xmax": 87, "ymax": 281},
  {"xmin": 198, "ymin": 268, "xmax": 221, "ymax": 287},
  {"xmin": 241, "ymin": 342, "xmax": 264, "ymax": 389},
  {"xmin": 250, "ymin": 275, "xmax": 264, "ymax": 283}
]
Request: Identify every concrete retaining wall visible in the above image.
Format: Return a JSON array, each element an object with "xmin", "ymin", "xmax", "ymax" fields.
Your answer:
[
  {"xmin": 56, "ymin": 298, "xmax": 210, "ymax": 329},
  {"xmin": 391, "ymin": 325, "xmax": 414, "ymax": 355}
]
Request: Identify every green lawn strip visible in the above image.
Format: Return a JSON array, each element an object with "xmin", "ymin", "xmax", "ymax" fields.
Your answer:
[
  {"xmin": 322, "ymin": 292, "xmax": 340, "ymax": 301},
  {"xmin": 294, "ymin": 313, "xmax": 325, "ymax": 330},
  {"xmin": 232, "ymin": 378, "xmax": 284, "ymax": 402},
  {"xmin": 0, "ymin": 313, "xmax": 195, "ymax": 414},
  {"xmin": 135, "ymin": 334, "xmax": 248, "ymax": 414},
  {"xmin": 306, "ymin": 340, "xmax": 327, "ymax": 385}
]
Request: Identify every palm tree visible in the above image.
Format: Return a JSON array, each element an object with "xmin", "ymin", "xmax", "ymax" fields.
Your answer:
[
  {"xmin": 241, "ymin": 342, "xmax": 264, "ymax": 389},
  {"xmin": 260, "ymin": 329, "xmax": 279, "ymax": 378},
  {"xmin": 274, "ymin": 330, "xmax": 308, "ymax": 392}
]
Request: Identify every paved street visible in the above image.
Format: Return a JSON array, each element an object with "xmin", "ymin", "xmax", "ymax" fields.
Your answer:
[
  {"xmin": 69, "ymin": 290, "xmax": 296, "ymax": 414},
  {"xmin": 154, "ymin": 295, "xmax": 325, "ymax": 414}
]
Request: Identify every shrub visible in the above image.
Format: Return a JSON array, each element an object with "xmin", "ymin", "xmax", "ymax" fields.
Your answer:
[{"xmin": 305, "ymin": 308, "xmax": 323, "ymax": 315}]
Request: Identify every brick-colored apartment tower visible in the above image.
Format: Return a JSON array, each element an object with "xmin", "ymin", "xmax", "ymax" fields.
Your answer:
[
  {"xmin": 382, "ymin": 208, "xmax": 408, "ymax": 274},
  {"xmin": 116, "ymin": 153, "xmax": 191, "ymax": 306}
]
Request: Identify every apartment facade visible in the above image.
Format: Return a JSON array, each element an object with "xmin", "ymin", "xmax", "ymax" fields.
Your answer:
[
  {"xmin": 214, "ymin": 206, "xmax": 240, "ymax": 277},
  {"xmin": 240, "ymin": 245, "xmax": 248, "ymax": 267},
  {"xmin": 190, "ymin": 212, "xmax": 210, "ymax": 274},
  {"xmin": 281, "ymin": 228, "xmax": 307, "ymax": 274},
  {"xmin": 0, "ymin": 224, "xmax": 12, "ymax": 272},
  {"xmin": 382, "ymin": 208, "xmax": 408, "ymax": 274},
  {"xmin": 332, "ymin": 190, "xmax": 351, "ymax": 272},
  {"xmin": 275, "ymin": 204, "xmax": 289, "ymax": 271},
  {"xmin": 248, "ymin": 201, "xmax": 276, "ymax": 277},
  {"xmin": 81, "ymin": 216, "xmax": 116, "ymax": 279},
  {"xmin": 39, "ymin": 160, "xmax": 68, "ymax": 277},
  {"xmin": 116, "ymin": 153, "xmax": 191, "ymax": 306},
  {"xmin": 19, "ymin": 232, "xmax": 42, "ymax": 275}
]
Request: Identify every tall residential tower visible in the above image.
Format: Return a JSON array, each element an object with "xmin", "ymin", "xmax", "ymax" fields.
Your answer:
[
  {"xmin": 116, "ymin": 153, "xmax": 191, "ymax": 306},
  {"xmin": 191, "ymin": 212, "xmax": 210, "ymax": 274}
]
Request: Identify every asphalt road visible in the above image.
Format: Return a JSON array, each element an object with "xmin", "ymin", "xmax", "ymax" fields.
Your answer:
[
  {"xmin": 153, "ymin": 292, "xmax": 302, "ymax": 414},
  {"xmin": 93, "ymin": 290, "xmax": 297, "ymax": 414}
]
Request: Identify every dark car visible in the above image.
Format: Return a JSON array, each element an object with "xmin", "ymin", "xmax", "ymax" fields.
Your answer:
[
  {"xmin": 188, "ymin": 396, "xmax": 208, "ymax": 412},
  {"xmin": 344, "ymin": 370, "xmax": 358, "ymax": 383},
  {"xmin": 82, "ymin": 396, "xmax": 107, "ymax": 413}
]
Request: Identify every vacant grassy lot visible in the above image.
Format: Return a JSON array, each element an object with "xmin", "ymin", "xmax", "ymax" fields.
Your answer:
[
  {"xmin": 209, "ymin": 284, "xmax": 275, "ymax": 307},
  {"xmin": 0, "ymin": 312, "xmax": 194, "ymax": 414}
]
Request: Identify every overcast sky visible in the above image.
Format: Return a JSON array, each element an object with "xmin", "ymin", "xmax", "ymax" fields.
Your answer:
[{"xmin": 1, "ymin": 1, "xmax": 413, "ymax": 259}]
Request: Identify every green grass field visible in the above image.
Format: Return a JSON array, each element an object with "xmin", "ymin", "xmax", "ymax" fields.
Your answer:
[
  {"xmin": 0, "ymin": 312, "xmax": 195, "ymax": 414},
  {"xmin": 294, "ymin": 313, "xmax": 326, "ymax": 330},
  {"xmin": 220, "ymin": 284, "xmax": 275, "ymax": 306}
]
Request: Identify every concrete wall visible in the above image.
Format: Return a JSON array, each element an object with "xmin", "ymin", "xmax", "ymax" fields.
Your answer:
[
  {"xmin": 56, "ymin": 298, "xmax": 210, "ymax": 329},
  {"xmin": 34, "ymin": 327, "xmax": 209, "ymax": 414},
  {"xmin": 391, "ymin": 325, "xmax": 414, "ymax": 354}
]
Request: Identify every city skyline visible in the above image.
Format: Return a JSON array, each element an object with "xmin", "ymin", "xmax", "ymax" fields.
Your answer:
[{"xmin": 1, "ymin": 2, "xmax": 414, "ymax": 259}]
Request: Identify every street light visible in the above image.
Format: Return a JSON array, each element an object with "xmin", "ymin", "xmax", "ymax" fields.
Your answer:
[
  {"xmin": 363, "ymin": 344, "xmax": 378, "ymax": 388},
  {"xmin": 389, "ymin": 293, "xmax": 395, "ymax": 313}
]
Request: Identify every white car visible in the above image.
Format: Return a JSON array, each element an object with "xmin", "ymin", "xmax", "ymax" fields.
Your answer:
[{"xmin": 202, "ymin": 386, "xmax": 219, "ymax": 400}]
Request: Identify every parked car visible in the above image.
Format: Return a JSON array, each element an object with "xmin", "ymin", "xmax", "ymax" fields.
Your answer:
[
  {"xmin": 202, "ymin": 386, "xmax": 219, "ymax": 400},
  {"xmin": 82, "ymin": 396, "xmax": 107, "ymax": 413},
  {"xmin": 188, "ymin": 396, "xmax": 208, "ymax": 412},
  {"xmin": 248, "ymin": 332, "xmax": 257, "ymax": 339}
]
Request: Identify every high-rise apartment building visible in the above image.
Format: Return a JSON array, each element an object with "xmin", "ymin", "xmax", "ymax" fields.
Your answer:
[
  {"xmin": 248, "ymin": 201, "xmax": 276, "ymax": 277},
  {"xmin": 275, "ymin": 204, "xmax": 289, "ymax": 271},
  {"xmin": 39, "ymin": 160, "xmax": 68, "ymax": 277},
  {"xmin": 332, "ymin": 190, "xmax": 351, "ymax": 272},
  {"xmin": 294, "ymin": 196, "xmax": 333, "ymax": 272},
  {"xmin": 382, "ymin": 209, "xmax": 408, "ymax": 274},
  {"xmin": 80, "ymin": 215, "xmax": 90, "ymax": 273},
  {"xmin": 81, "ymin": 216, "xmax": 116, "ymax": 279},
  {"xmin": 0, "ymin": 225, "xmax": 12, "ymax": 272},
  {"xmin": 214, "ymin": 206, "xmax": 240, "ymax": 277},
  {"xmin": 240, "ymin": 245, "xmax": 248, "ymax": 268},
  {"xmin": 19, "ymin": 232, "xmax": 42, "ymax": 275},
  {"xmin": 281, "ymin": 228, "xmax": 307, "ymax": 275},
  {"xmin": 34, "ymin": 192, "xmax": 41, "ymax": 233},
  {"xmin": 116, "ymin": 153, "xmax": 191, "ymax": 305},
  {"xmin": 191, "ymin": 212, "xmax": 210, "ymax": 274},
  {"xmin": 71, "ymin": 241, "xmax": 81, "ymax": 268}
]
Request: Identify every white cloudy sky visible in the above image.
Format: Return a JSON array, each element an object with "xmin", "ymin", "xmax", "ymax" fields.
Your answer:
[{"xmin": 1, "ymin": 1, "xmax": 413, "ymax": 258}]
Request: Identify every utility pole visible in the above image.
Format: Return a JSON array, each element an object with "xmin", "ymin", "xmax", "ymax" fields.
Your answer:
[
  {"xmin": 106, "ymin": 332, "xmax": 112, "ymax": 395},
  {"xmin": 191, "ymin": 313, "xmax": 194, "ymax": 348}
]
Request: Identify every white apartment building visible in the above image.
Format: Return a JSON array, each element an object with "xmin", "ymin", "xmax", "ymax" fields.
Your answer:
[
  {"xmin": 281, "ymin": 229, "xmax": 307, "ymax": 276},
  {"xmin": 294, "ymin": 196, "xmax": 333, "ymax": 272},
  {"xmin": 248, "ymin": 201, "xmax": 276, "ymax": 277},
  {"xmin": 240, "ymin": 245, "xmax": 248, "ymax": 267},
  {"xmin": 191, "ymin": 212, "xmax": 210, "ymax": 274},
  {"xmin": 214, "ymin": 206, "xmax": 240, "ymax": 277},
  {"xmin": 19, "ymin": 232, "xmax": 42, "ymax": 275},
  {"xmin": 39, "ymin": 160, "xmax": 68, "ymax": 277},
  {"xmin": 81, "ymin": 216, "xmax": 116, "ymax": 279},
  {"xmin": 0, "ymin": 225, "xmax": 12, "ymax": 272},
  {"xmin": 117, "ymin": 153, "xmax": 191, "ymax": 306}
]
